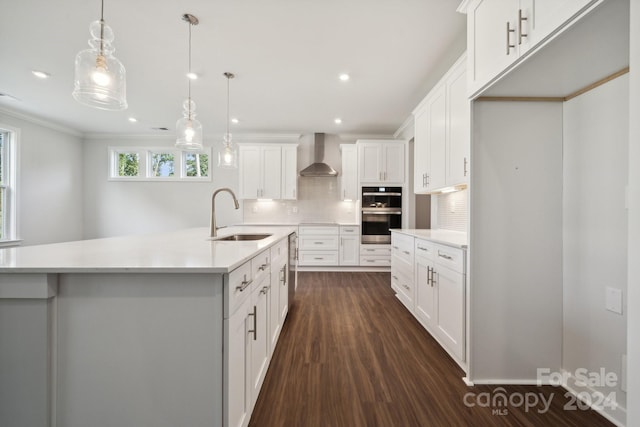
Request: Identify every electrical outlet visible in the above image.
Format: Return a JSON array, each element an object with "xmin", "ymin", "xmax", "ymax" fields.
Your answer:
[{"xmin": 605, "ymin": 287, "xmax": 623, "ymax": 314}]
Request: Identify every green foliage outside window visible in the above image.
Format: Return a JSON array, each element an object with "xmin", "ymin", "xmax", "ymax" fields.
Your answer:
[
  {"xmin": 151, "ymin": 153, "xmax": 175, "ymax": 177},
  {"xmin": 185, "ymin": 153, "xmax": 209, "ymax": 177},
  {"xmin": 118, "ymin": 153, "xmax": 139, "ymax": 177}
]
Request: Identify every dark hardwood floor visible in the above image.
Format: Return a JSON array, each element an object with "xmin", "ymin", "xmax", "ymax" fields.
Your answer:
[{"xmin": 249, "ymin": 272, "xmax": 614, "ymax": 427}]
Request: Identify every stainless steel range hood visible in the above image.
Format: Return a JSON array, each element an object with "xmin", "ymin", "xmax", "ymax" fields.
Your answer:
[{"xmin": 299, "ymin": 133, "xmax": 338, "ymax": 177}]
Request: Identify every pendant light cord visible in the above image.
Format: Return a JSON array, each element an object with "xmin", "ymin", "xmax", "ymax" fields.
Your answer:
[
  {"xmin": 99, "ymin": 0, "xmax": 105, "ymax": 55},
  {"xmin": 226, "ymin": 75, "xmax": 230, "ymax": 137},
  {"xmin": 187, "ymin": 21, "xmax": 192, "ymax": 119}
]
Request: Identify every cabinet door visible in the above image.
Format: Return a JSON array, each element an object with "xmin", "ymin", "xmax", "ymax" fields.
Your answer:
[
  {"xmin": 434, "ymin": 264, "xmax": 465, "ymax": 361},
  {"xmin": 358, "ymin": 144, "xmax": 382, "ymax": 182},
  {"xmin": 340, "ymin": 145, "xmax": 358, "ymax": 200},
  {"xmin": 427, "ymin": 85, "xmax": 446, "ymax": 190},
  {"xmin": 415, "ymin": 257, "xmax": 436, "ymax": 330},
  {"xmin": 269, "ymin": 262, "xmax": 282, "ymax": 354},
  {"xmin": 383, "ymin": 143, "xmax": 405, "ymax": 184},
  {"xmin": 249, "ymin": 277, "xmax": 270, "ymax": 407},
  {"xmin": 467, "ymin": 0, "xmax": 517, "ymax": 94},
  {"xmin": 525, "ymin": 0, "xmax": 595, "ymax": 48},
  {"xmin": 281, "ymin": 145, "xmax": 297, "ymax": 200},
  {"xmin": 413, "ymin": 107, "xmax": 429, "ymax": 193},
  {"xmin": 261, "ymin": 146, "xmax": 282, "ymax": 199},
  {"xmin": 339, "ymin": 236, "xmax": 360, "ymax": 266},
  {"xmin": 225, "ymin": 298, "xmax": 251, "ymax": 427},
  {"xmin": 446, "ymin": 62, "xmax": 470, "ymax": 186},
  {"xmin": 239, "ymin": 146, "xmax": 262, "ymax": 199}
]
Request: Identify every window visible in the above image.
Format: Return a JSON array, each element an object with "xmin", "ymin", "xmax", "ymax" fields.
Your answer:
[
  {"xmin": 109, "ymin": 147, "xmax": 211, "ymax": 181},
  {"xmin": 0, "ymin": 127, "xmax": 17, "ymax": 244}
]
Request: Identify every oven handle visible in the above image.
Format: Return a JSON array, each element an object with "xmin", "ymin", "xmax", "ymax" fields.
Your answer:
[
  {"xmin": 361, "ymin": 210, "xmax": 402, "ymax": 215},
  {"xmin": 362, "ymin": 192, "xmax": 402, "ymax": 196}
]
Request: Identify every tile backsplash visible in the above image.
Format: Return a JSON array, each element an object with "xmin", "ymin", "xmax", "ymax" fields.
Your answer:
[
  {"xmin": 435, "ymin": 189, "xmax": 468, "ymax": 232},
  {"xmin": 242, "ymin": 177, "xmax": 358, "ymax": 224}
]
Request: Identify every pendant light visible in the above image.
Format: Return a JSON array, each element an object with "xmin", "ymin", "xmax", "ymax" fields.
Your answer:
[
  {"xmin": 218, "ymin": 72, "xmax": 238, "ymax": 168},
  {"xmin": 176, "ymin": 14, "xmax": 203, "ymax": 151},
  {"xmin": 72, "ymin": 0, "xmax": 127, "ymax": 110}
]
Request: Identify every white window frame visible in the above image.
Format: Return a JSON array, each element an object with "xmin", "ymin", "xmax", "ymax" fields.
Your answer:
[
  {"xmin": 0, "ymin": 125, "xmax": 19, "ymax": 246},
  {"xmin": 108, "ymin": 146, "xmax": 212, "ymax": 182}
]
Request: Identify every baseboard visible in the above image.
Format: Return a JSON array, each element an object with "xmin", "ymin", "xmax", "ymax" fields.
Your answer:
[
  {"xmin": 562, "ymin": 369, "xmax": 626, "ymax": 427},
  {"xmin": 297, "ymin": 266, "xmax": 390, "ymax": 272}
]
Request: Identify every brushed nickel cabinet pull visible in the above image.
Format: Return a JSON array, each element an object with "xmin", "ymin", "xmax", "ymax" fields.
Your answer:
[
  {"xmin": 518, "ymin": 9, "xmax": 528, "ymax": 45},
  {"xmin": 438, "ymin": 251, "xmax": 453, "ymax": 260},
  {"xmin": 464, "ymin": 157, "xmax": 468, "ymax": 177},
  {"xmin": 248, "ymin": 306, "xmax": 257, "ymax": 340},
  {"xmin": 236, "ymin": 275, "xmax": 253, "ymax": 292},
  {"xmin": 506, "ymin": 22, "xmax": 515, "ymax": 54},
  {"xmin": 403, "ymin": 250, "xmax": 410, "ymax": 255},
  {"xmin": 260, "ymin": 286, "xmax": 269, "ymax": 295},
  {"xmin": 427, "ymin": 266, "xmax": 432, "ymax": 286}
]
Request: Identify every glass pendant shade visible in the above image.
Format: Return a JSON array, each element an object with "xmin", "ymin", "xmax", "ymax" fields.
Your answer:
[
  {"xmin": 73, "ymin": 20, "xmax": 127, "ymax": 110},
  {"xmin": 176, "ymin": 99, "xmax": 203, "ymax": 151},
  {"xmin": 218, "ymin": 133, "xmax": 238, "ymax": 168}
]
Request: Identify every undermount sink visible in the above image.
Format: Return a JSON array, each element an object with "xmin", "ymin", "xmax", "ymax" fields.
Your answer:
[{"xmin": 214, "ymin": 233, "xmax": 272, "ymax": 241}]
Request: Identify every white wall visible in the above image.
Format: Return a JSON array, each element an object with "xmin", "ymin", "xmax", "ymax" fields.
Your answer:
[
  {"xmin": 470, "ymin": 101, "xmax": 564, "ymax": 382},
  {"xmin": 626, "ymin": 2, "xmax": 640, "ymax": 425},
  {"xmin": 83, "ymin": 137, "xmax": 241, "ymax": 238},
  {"xmin": 563, "ymin": 75, "xmax": 628, "ymax": 422},
  {"xmin": 0, "ymin": 111, "xmax": 84, "ymax": 245}
]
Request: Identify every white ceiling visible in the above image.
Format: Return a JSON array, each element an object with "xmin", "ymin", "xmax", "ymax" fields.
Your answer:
[{"xmin": 0, "ymin": 0, "xmax": 466, "ymax": 137}]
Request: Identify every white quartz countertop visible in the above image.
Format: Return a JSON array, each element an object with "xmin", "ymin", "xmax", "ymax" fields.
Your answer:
[
  {"xmin": 390, "ymin": 229, "xmax": 468, "ymax": 249},
  {"xmin": 0, "ymin": 226, "xmax": 297, "ymax": 274}
]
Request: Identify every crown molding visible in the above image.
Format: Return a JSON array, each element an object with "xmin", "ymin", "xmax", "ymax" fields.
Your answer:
[
  {"xmin": 394, "ymin": 115, "xmax": 414, "ymax": 139},
  {"xmin": 336, "ymin": 133, "xmax": 395, "ymax": 142},
  {"xmin": 456, "ymin": 0, "xmax": 472, "ymax": 14},
  {"xmin": 0, "ymin": 107, "xmax": 83, "ymax": 138}
]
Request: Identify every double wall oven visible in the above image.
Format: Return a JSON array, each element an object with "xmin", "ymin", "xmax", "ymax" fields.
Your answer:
[{"xmin": 361, "ymin": 186, "xmax": 402, "ymax": 244}]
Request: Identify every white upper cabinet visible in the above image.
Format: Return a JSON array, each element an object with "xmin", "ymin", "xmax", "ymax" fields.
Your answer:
[
  {"xmin": 340, "ymin": 144, "xmax": 358, "ymax": 201},
  {"xmin": 357, "ymin": 140, "xmax": 406, "ymax": 185},
  {"xmin": 281, "ymin": 145, "xmax": 298, "ymax": 200},
  {"xmin": 413, "ymin": 54, "xmax": 469, "ymax": 194},
  {"xmin": 465, "ymin": 0, "xmax": 597, "ymax": 96},
  {"xmin": 446, "ymin": 62, "xmax": 471, "ymax": 186},
  {"xmin": 239, "ymin": 144, "xmax": 298, "ymax": 200}
]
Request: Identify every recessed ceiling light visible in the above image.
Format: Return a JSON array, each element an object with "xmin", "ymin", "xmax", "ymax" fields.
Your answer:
[
  {"xmin": 32, "ymin": 70, "xmax": 50, "ymax": 79},
  {"xmin": 231, "ymin": 118, "xmax": 239, "ymax": 124},
  {"xmin": 128, "ymin": 117, "xmax": 138, "ymax": 123},
  {"xmin": 334, "ymin": 118, "xmax": 342, "ymax": 124},
  {"xmin": 339, "ymin": 73, "xmax": 350, "ymax": 82},
  {"xmin": 186, "ymin": 72, "xmax": 198, "ymax": 80}
]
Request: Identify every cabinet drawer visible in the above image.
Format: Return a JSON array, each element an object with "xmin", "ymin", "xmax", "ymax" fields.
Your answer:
[
  {"xmin": 391, "ymin": 268, "xmax": 414, "ymax": 310},
  {"xmin": 226, "ymin": 261, "xmax": 254, "ymax": 317},
  {"xmin": 360, "ymin": 256, "xmax": 391, "ymax": 267},
  {"xmin": 299, "ymin": 251, "xmax": 339, "ymax": 266},
  {"xmin": 298, "ymin": 226, "xmax": 339, "ymax": 236},
  {"xmin": 271, "ymin": 238, "xmax": 288, "ymax": 261},
  {"xmin": 252, "ymin": 249, "xmax": 271, "ymax": 282},
  {"xmin": 299, "ymin": 236, "xmax": 339, "ymax": 251},
  {"xmin": 433, "ymin": 243, "xmax": 464, "ymax": 274},
  {"xmin": 391, "ymin": 254, "xmax": 413, "ymax": 279},
  {"xmin": 391, "ymin": 233, "xmax": 414, "ymax": 265},
  {"xmin": 360, "ymin": 246, "xmax": 391, "ymax": 256},
  {"xmin": 415, "ymin": 238, "xmax": 436, "ymax": 261},
  {"xmin": 339, "ymin": 225, "xmax": 359, "ymax": 235}
]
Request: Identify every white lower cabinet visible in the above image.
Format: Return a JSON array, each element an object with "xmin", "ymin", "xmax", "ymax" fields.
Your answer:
[
  {"xmin": 390, "ymin": 231, "xmax": 467, "ymax": 368},
  {"xmin": 339, "ymin": 225, "xmax": 360, "ymax": 266},
  {"xmin": 298, "ymin": 225, "xmax": 340, "ymax": 266},
  {"xmin": 360, "ymin": 244, "xmax": 391, "ymax": 266},
  {"xmin": 224, "ymin": 239, "xmax": 290, "ymax": 427}
]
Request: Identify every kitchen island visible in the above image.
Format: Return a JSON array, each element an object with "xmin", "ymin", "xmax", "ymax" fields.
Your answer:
[{"xmin": 0, "ymin": 225, "xmax": 296, "ymax": 427}]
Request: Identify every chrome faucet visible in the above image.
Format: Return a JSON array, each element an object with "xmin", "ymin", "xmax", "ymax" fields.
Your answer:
[{"xmin": 210, "ymin": 188, "xmax": 240, "ymax": 237}]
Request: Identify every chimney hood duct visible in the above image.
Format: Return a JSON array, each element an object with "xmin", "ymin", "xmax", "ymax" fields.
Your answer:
[{"xmin": 299, "ymin": 133, "xmax": 338, "ymax": 177}]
